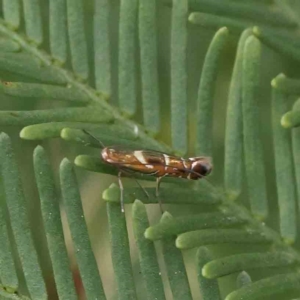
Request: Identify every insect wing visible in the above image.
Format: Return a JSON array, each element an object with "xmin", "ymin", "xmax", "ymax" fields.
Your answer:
[
  {"xmin": 103, "ymin": 147, "xmax": 212, "ymax": 178},
  {"xmin": 103, "ymin": 147, "xmax": 165, "ymax": 165}
]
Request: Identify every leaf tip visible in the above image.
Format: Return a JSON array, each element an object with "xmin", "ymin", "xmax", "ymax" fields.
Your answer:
[
  {"xmin": 102, "ymin": 189, "xmax": 110, "ymax": 201},
  {"xmin": 252, "ymin": 26, "xmax": 261, "ymax": 36},
  {"xmin": 74, "ymin": 155, "xmax": 83, "ymax": 167},
  {"xmin": 281, "ymin": 112, "xmax": 292, "ymax": 128},
  {"xmin": 109, "ymin": 183, "xmax": 118, "ymax": 189},
  {"xmin": 201, "ymin": 264, "xmax": 209, "ymax": 278},
  {"xmin": 74, "ymin": 154, "xmax": 94, "ymax": 170},
  {"xmin": 33, "ymin": 145, "xmax": 45, "ymax": 156},
  {"xmin": 187, "ymin": 12, "xmax": 196, "ymax": 23},
  {"xmin": 0, "ymin": 132, "xmax": 9, "ymax": 140},
  {"xmin": 175, "ymin": 235, "xmax": 184, "ymax": 249},
  {"xmin": 245, "ymin": 34, "xmax": 260, "ymax": 47},
  {"xmin": 60, "ymin": 157, "xmax": 71, "ymax": 169},
  {"xmin": 132, "ymin": 199, "xmax": 143, "ymax": 207},
  {"xmin": 102, "ymin": 183, "xmax": 119, "ymax": 201},
  {"xmin": 219, "ymin": 26, "xmax": 229, "ymax": 35},
  {"xmin": 19, "ymin": 127, "xmax": 29, "ymax": 139},
  {"xmin": 271, "ymin": 73, "xmax": 286, "ymax": 88},
  {"xmin": 237, "ymin": 271, "xmax": 252, "ymax": 288},
  {"xmin": 60, "ymin": 128, "xmax": 69, "ymax": 139},
  {"xmin": 132, "ymin": 199, "xmax": 146, "ymax": 215},
  {"xmin": 160, "ymin": 211, "xmax": 173, "ymax": 223},
  {"xmin": 144, "ymin": 227, "xmax": 152, "ymax": 240}
]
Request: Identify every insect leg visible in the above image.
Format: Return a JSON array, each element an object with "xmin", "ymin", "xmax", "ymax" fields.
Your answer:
[
  {"xmin": 156, "ymin": 177, "xmax": 163, "ymax": 213},
  {"xmin": 118, "ymin": 168, "xmax": 149, "ymax": 199},
  {"xmin": 118, "ymin": 171, "xmax": 125, "ymax": 213},
  {"xmin": 156, "ymin": 176, "xmax": 164, "ymax": 197}
]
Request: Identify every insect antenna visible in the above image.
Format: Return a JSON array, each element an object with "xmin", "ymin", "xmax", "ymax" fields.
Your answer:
[
  {"xmin": 133, "ymin": 178, "xmax": 150, "ymax": 199},
  {"xmin": 82, "ymin": 129, "xmax": 105, "ymax": 148}
]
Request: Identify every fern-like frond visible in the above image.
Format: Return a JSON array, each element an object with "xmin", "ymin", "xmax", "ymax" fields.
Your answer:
[{"xmin": 0, "ymin": 0, "xmax": 300, "ymax": 299}]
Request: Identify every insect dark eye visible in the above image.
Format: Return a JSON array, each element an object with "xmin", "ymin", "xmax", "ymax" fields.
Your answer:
[
  {"xmin": 201, "ymin": 164, "xmax": 211, "ymax": 176},
  {"xmin": 191, "ymin": 161, "xmax": 212, "ymax": 178}
]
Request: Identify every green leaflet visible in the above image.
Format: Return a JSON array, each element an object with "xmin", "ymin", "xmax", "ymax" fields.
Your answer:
[
  {"xmin": 138, "ymin": 0, "xmax": 160, "ymax": 134},
  {"xmin": 225, "ymin": 273, "xmax": 300, "ymax": 300},
  {"xmin": 60, "ymin": 158, "xmax": 106, "ymax": 299},
  {"xmin": 292, "ymin": 99, "xmax": 300, "ymax": 217},
  {"xmin": 170, "ymin": 0, "xmax": 188, "ymax": 154},
  {"xmin": 66, "ymin": 127, "xmax": 172, "ymax": 152},
  {"xmin": 272, "ymin": 73, "xmax": 300, "ymax": 95},
  {"xmin": 282, "ymin": 107, "xmax": 300, "ymax": 128},
  {"xmin": 0, "ymin": 81, "xmax": 91, "ymax": 103},
  {"xmin": 103, "ymin": 184, "xmax": 222, "ymax": 206},
  {"xmin": 253, "ymin": 26, "xmax": 300, "ymax": 64},
  {"xmin": 145, "ymin": 212, "xmax": 246, "ymax": 240},
  {"xmin": 66, "ymin": 0, "xmax": 89, "ymax": 79},
  {"xmin": 0, "ymin": 107, "xmax": 112, "ymax": 126},
  {"xmin": 236, "ymin": 271, "xmax": 252, "ymax": 288},
  {"xmin": 0, "ymin": 38, "xmax": 20, "ymax": 52},
  {"xmin": 224, "ymin": 29, "xmax": 251, "ymax": 199},
  {"xmin": 196, "ymin": 26, "xmax": 229, "ymax": 157},
  {"xmin": 189, "ymin": 12, "xmax": 255, "ymax": 33},
  {"xmin": 176, "ymin": 228, "xmax": 273, "ymax": 250},
  {"xmin": 107, "ymin": 203, "xmax": 137, "ymax": 300},
  {"xmin": 22, "ymin": 122, "xmax": 106, "ymax": 140},
  {"xmin": 22, "ymin": 0, "xmax": 43, "ymax": 44},
  {"xmin": 0, "ymin": 52, "xmax": 66, "ymax": 84},
  {"xmin": 49, "ymin": 0, "xmax": 67, "ymax": 63},
  {"xmin": 22, "ymin": 122, "xmax": 136, "ymax": 140},
  {"xmin": 272, "ymin": 89, "xmax": 297, "ymax": 244},
  {"xmin": 197, "ymin": 247, "xmax": 221, "ymax": 300},
  {"xmin": 159, "ymin": 213, "xmax": 192, "ymax": 300},
  {"xmin": 132, "ymin": 200, "xmax": 165, "ymax": 300},
  {"xmin": 0, "ymin": 185, "xmax": 18, "ymax": 291},
  {"xmin": 178, "ymin": 0, "xmax": 297, "ymax": 28},
  {"xmin": 242, "ymin": 35, "xmax": 268, "ymax": 220},
  {"xmin": 3, "ymin": 0, "xmax": 20, "ymax": 29},
  {"xmin": 33, "ymin": 146, "xmax": 77, "ymax": 299},
  {"xmin": 94, "ymin": 0, "xmax": 112, "ymax": 95},
  {"xmin": 0, "ymin": 134, "xmax": 46, "ymax": 300},
  {"xmin": 203, "ymin": 252, "xmax": 297, "ymax": 279},
  {"xmin": 118, "ymin": 0, "xmax": 138, "ymax": 116}
]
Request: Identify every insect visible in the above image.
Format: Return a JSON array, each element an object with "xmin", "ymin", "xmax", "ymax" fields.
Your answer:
[{"xmin": 83, "ymin": 130, "xmax": 213, "ymax": 212}]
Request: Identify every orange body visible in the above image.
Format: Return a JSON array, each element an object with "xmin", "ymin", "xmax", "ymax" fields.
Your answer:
[{"xmin": 101, "ymin": 148, "xmax": 212, "ymax": 179}]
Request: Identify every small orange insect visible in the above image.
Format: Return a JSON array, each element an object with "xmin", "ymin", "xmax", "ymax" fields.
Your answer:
[{"xmin": 84, "ymin": 131, "xmax": 213, "ymax": 212}]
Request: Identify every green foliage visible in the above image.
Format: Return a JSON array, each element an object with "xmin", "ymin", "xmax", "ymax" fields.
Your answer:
[
  {"xmin": 197, "ymin": 247, "xmax": 221, "ymax": 300},
  {"xmin": 242, "ymin": 35, "xmax": 268, "ymax": 220},
  {"xmin": 132, "ymin": 200, "xmax": 165, "ymax": 300},
  {"xmin": 107, "ymin": 203, "xmax": 136, "ymax": 300},
  {"xmin": 0, "ymin": 0, "xmax": 300, "ymax": 299},
  {"xmin": 160, "ymin": 212, "xmax": 192, "ymax": 300},
  {"xmin": 33, "ymin": 147, "xmax": 77, "ymax": 299},
  {"xmin": 196, "ymin": 26, "xmax": 229, "ymax": 157},
  {"xmin": 0, "ymin": 134, "xmax": 46, "ymax": 299}
]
